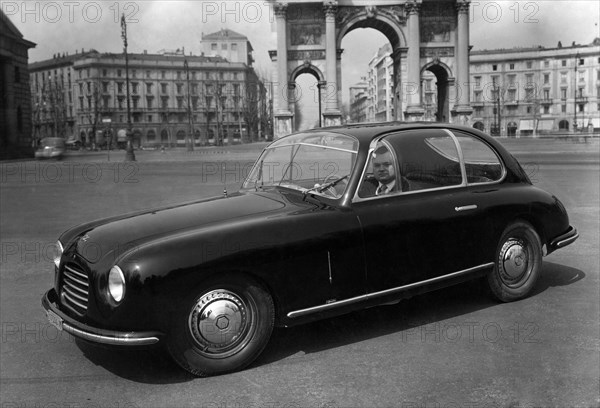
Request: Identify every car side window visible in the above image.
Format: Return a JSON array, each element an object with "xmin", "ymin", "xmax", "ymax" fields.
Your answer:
[
  {"xmin": 452, "ymin": 131, "xmax": 504, "ymax": 183},
  {"xmin": 385, "ymin": 129, "xmax": 463, "ymax": 192}
]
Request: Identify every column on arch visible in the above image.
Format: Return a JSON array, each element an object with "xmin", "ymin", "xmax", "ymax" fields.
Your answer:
[
  {"xmin": 274, "ymin": 2, "xmax": 290, "ymax": 114},
  {"xmin": 405, "ymin": 1, "xmax": 424, "ymax": 117},
  {"xmin": 454, "ymin": 0, "xmax": 473, "ymax": 112},
  {"xmin": 323, "ymin": 1, "xmax": 341, "ymax": 119}
]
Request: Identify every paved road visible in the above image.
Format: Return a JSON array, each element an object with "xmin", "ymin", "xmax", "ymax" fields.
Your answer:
[{"xmin": 0, "ymin": 140, "xmax": 598, "ymax": 408}]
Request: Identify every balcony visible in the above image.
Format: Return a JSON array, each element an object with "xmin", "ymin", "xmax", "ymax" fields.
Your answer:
[
  {"xmin": 575, "ymin": 96, "xmax": 588, "ymax": 103},
  {"xmin": 505, "ymin": 100, "xmax": 519, "ymax": 107},
  {"xmin": 540, "ymin": 98, "xmax": 553, "ymax": 105},
  {"xmin": 471, "ymin": 100, "xmax": 484, "ymax": 107}
]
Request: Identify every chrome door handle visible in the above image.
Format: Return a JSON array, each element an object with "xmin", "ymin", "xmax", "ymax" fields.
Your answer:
[{"xmin": 455, "ymin": 204, "xmax": 478, "ymax": 212}]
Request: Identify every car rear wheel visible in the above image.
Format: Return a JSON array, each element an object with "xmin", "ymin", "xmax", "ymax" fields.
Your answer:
[
  {"xmin": 167, "ymin": 275, "xmax": 274, "ymax": 377},
  {"xmin": 488, "ymin": 221, "xmax": 542, "ymax": 302}
]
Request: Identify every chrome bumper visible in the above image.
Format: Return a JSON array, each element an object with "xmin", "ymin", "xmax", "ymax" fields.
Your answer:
[
  {"xmin": 42, "ymin": 289, "xmax": 163, "ymax": 346},
  {"xmin": 549, "ymin": 226, "xmax": 579, "ymax": 252}
]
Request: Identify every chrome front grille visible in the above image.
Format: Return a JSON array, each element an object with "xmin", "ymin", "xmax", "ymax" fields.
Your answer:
[{"xmin": 61, "ymin": 263, "xmax": 89, "ymax": 314}]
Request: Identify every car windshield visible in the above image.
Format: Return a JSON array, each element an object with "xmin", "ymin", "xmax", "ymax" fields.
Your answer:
[{"xmin": 243, "ymin": 132, "xmax": 359, "ymax": 198}]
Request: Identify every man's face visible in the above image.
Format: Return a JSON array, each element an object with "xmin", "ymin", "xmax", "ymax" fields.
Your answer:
[{"xmin": 373, "ymin": 150, "xmax": 395, "ymax": 184}]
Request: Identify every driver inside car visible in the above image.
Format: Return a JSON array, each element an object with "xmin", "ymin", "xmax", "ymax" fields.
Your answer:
[{"xmin": 360, "ymin": 145, "xmax": 409, "ymax": 197}]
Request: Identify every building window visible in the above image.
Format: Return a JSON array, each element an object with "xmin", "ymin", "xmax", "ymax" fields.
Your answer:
[
  {"xmin": 147, "ymin": 97, "xmax": 154, "ymax": 108},
  {"xmin": 102, "ymin": 82, "xmax": 109, "ymax": 93},
  {"xmin": 177, "ymin": 71, "xmax": 182, "ymax": 80},
  {"xmin": 14, "ymin": 66, "xmax": 20, "ymax": 83},
  {"xmin": 132, "ymin": 70, "xmax": 137, "ymax": 78},
  {"xmin": 117, "ymin": 69, "xmax": 122, "ymax": 77},
  {"xmin": 222, "ymin": 43, "xmax": 227, "ymax": 50},
  {"xmin": 102, "ymin": 69, "xmax": 107, "ymax": 76},
  {"xmin": 146, "ymin": 83, "xmax": 153, "ymax": 93},
  {"xmin": 147, "ymin": 115, "xmax": 153, "ymax": 122},
  {"xmin": 543, "ymin": 89, "xmax": 550, "ymax": 100},
  {"xmin": 543, "ymin": 73, "xmax": 550, "ymax": 84},
  {"xmin": 509, "ymin": 63, "xmax": 515, "ymax": 70},
  {"xmin": 176, "ymin": 83, "xmax": 183, "ymax": 94},
  {"xmin": 117, "ymin": 82, "xmax": 124, "ymax": 94},
  {"xmin": 578, "ymin": 104, "xmax": 584, "ymax": 112},
  {"xmin": 526, "ymin": 61, "xmax": 532, "ymax": 69},
  {"xmin": 161, "ymin": 71, "xmax": 166, "ymax": 79},
  {"xmin": 177, "ymin": 98, "xmax": 183, "ymax": 109},
  {"xmin": 132, "ymin": 82, "xmax": 138, "ymax": 94},
  {"xmin": 146, "ymin": 70, "xmax": 151, "ymax": 78},
  {"xmin": 492, "ymin": 64, "xmax": 497, "ymax": 71},
  {"xmin": 560, "ymin": 72, "xmax": 567, "ymax": 83},
  {"xmin": 527, "ymin": 106, "xmax": 531, "ymax": 113},
  {"xmin": 474, "ymin": 76, "xmax": 481, "ymax": 88},
  {"xmin": 579, "ymin": 58, "xmax": 584, "ymax": 65},
  {"xmin": 231, "ymin": 43, "xmax": 238, "ymax": 51},
  {"xmin": 561, "ymin": 104, "xmax": 566, "ymax": 113},
  {"xmin": 211, "ymin": 43, "xmax": 217, "ymax": 50},
  {"xmin": 543, "ymin": 106, "xmax": 549, "ymax": 114},
  {"xmin": 544, "ymin": 60, "xmax": 550, "ymax": 68},
  {"xmin": 561, "ymin": 89, "xmax": 567, "ymax": 99},
  {"xmin": 561, "ymin": 60, "xmax": 566, "ymax": 67},
  {"xmin": 161, "ymin": 83, "xmax": 168, "ymax": 94},
  {"xmin": 132, "ymin": 98, "xmax": 138, "ymax": 109},
  {"xmin": 161, "ymin": 97, "xmax": 169, "ymax": 109}
]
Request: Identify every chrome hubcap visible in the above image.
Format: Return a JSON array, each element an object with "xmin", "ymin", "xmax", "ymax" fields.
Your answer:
[
  {"xmin": 499, "ymin": 238, "xmax": 531, "ymax": 287},
  {"xmin": 188, "ymin": 290, "xmax": 254, "ymax": 357}
]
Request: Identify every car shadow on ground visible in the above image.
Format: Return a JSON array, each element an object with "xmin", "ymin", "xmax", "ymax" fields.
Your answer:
[{"xmin": 74, "ymin": 261, "xmax": 584, "ymax": 383}]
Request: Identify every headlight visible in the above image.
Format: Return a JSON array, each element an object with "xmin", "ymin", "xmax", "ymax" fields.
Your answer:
[
  {"xmin": 53, "ymin": 241, "xmax": 63, "ymax": 268},
  {"xmin": 108, "ymin": 265, "xmax": 126, "ymax": 304}
]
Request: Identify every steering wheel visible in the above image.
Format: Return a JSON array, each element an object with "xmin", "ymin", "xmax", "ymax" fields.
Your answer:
[{"xmin": 320, "ymin": 174, "xmax": 349, "ymax": 197}]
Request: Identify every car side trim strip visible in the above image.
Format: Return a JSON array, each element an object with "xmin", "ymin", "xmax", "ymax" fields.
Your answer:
[{"xmin": 287, "ymin": 262, "xmax": 494, "ymax": 319}]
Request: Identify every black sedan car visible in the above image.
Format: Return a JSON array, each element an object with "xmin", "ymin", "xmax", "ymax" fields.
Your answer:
[{"xmin": 42, "ymin": 123, "xmax": 578, "ymax": 376}]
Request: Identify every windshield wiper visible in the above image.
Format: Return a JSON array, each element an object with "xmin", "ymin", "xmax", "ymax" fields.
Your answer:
[{"xmin": 303, "ymin": 174, "xmax": 349, "ymax": 199}]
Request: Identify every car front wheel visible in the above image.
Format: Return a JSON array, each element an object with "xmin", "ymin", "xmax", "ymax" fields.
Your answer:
[
  {"xmin": 488, "ymin": 221, "xmax": 542, "ymax": 302},
  {"xmin": 167, "ymin": 275, "xmax": 274, "ymax": 376}
]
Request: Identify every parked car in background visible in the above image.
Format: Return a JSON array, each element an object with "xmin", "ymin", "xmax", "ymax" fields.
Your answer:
[
  {"xmin": 42, "ymin": 123, "xmax": 578, "ymax": 377},
  {"xmin": 35, "ymin": 137, "xmax": 66, "ymax": 159}
]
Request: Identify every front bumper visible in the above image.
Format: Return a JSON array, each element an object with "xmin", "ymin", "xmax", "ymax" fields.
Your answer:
[
  {"xmin": 549, "ymin": 225, "xmax": 579, "ymax": 253},
  {"xmin": 42, "ymin": 288, "xmax": 164, "ymax": 346}
]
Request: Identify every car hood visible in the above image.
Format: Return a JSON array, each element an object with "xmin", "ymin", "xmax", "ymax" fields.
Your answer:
[{"xmin": 74, "ymin": 192, "xmax": 285, "ymax": 264}]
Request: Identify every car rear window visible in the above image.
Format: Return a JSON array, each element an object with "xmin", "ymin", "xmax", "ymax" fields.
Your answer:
[{"xmin": 452, "ymin": 131, "xmax": 504, "ymax": 183}]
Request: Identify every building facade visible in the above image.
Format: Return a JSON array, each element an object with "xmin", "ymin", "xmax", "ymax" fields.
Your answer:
[
  {"xmin": 349, "ymin": 77, "xmax": 368, "ymax": 123},
  {"xmin": 201, "ymin": 29, "xmax": 255, "ymax": 66},
  {"xmin": 470, "ymin": 38, "xmax": 600, "ymax": 136},
  {"xmin": 1, "ymin": 10, "xmax": 36, "ymax": 158},
  {"xmin": 30, "ymin": 48, "xmax": 267, "ymax": 147}
]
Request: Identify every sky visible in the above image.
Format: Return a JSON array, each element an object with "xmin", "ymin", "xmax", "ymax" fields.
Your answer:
[{"xmin": 4, "ymin": 0, "xmax": 599, "ymax": 128}]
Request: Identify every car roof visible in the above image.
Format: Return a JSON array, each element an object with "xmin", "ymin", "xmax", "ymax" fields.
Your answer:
[{"xmin": 307, "ymin": 121, "xmax": 483, "ymax": 143}]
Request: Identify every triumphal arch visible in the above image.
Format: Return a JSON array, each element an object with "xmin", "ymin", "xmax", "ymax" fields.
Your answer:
[{"xmin": 268, "ymin": 0, "xmax": 473, "ymax": 138}]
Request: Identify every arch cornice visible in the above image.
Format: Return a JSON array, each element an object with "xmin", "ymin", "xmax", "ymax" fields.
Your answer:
[{"xmin": 336, "ymin": 6, "xmax": 407, "ymax": 49}]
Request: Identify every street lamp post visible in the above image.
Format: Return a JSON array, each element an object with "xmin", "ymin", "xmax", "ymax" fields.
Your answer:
[
  {"xmin": 121, "ymin": 13, "xmax": 136, "ymax": 161},
  {"xmin": 573, "ymin": 52, "xmax": 579, "ymax": 133},
  {"xmin": 184, "ymin": 59, "xmax": 194, "ymax": 151}
]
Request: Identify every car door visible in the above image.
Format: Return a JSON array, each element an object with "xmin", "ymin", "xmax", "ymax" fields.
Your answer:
[
  {"xmin": 353, "ymin": 128, "xmax": 486, "ymax": 294},
  {"xmin": 448, "ymin": 129, "xmax": 510, "ymax": 266}
]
